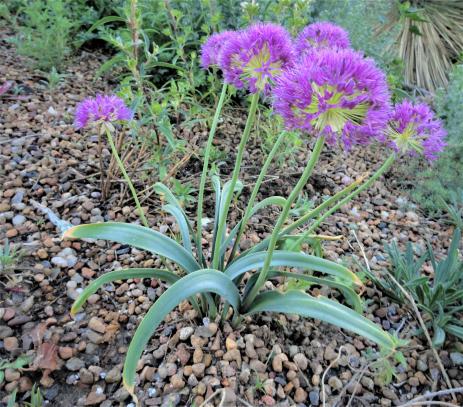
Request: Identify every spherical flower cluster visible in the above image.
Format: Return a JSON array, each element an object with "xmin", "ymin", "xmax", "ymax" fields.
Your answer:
[
  {"xmin": 219, "ymin": 23, "xmax": 294, "ymax": 93},
  {"xmin": 294, "ymin": 22, "xmax": 350, "ymax": 59},
  {"xmin": 200, "ymin": 31, "xmax": 237, "ymax": 69},
  {"xmin": 388, "ymin": 100, "xmax": 447, "ymax": 161},
  {"xmin": 273, "ymin": 48, "xmax": 390, "ymax": 150},
  {"xmin": 74, "ymin": 94, "xmax": 132, "ymax": 129}
]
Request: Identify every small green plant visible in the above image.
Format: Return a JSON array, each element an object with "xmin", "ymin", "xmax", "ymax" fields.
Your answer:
[
  {"xmin": 169, "ymin": 179, "xmax": 196, "ymax": 208},
  {"xmin": 0, "ymin": 355, "xmax": 32, "ymax": 384},
  {"xmin": 363, "ymin": 228, "xmax": 463, "ymax": 347},
  {"xmin": 0, "ymin": 239, "xmax": 22, "ymax": 273},
  {"xmin": 440, "ymin": 190, "xmax": 463, "ymax": 229},
  {"xmin": 43, "ymin": 66, "xmax": 68, "ymax": 90},
  {"xmin": 25, "ymin": 384, "xmax": 44, "ymax": 407},
  {"xmin": 13, "ymin": 0, "xmax": 73, "ymax": 70}
]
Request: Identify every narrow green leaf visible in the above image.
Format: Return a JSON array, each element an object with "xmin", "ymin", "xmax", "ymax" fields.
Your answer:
[
  {"xmin": 86, "ymin": 15, "xmax": 127, "ymax": 34},
  {"xmin": 70, "ymin": 268, "xmax": 180, "ymax": 316},
  {"xmin": 247, "ymin": 290, "xmax": 398, "ymax": 351},
  {"xmin": 123, "ymin": 270, "xmax": 240, "ymax": 395},
  {"xmin": 162, "ymin": 204, "xmax": 192, "ymax": 252},
  {"xmin": 225, "ymin": 250, "xmax": 361, "ymax": 286},
  {"xmin": 267, "ymin": 270, "xmax": 363, "ymax": 312},
  {"xmin": 64, "ymin": 223, "xmax": 200, "ymax": 273},
  {"xmin": 446, "ymin": 324, "xmax": 463, "ymax": 340}
]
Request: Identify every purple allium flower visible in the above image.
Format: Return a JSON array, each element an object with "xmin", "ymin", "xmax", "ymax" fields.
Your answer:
[
  {"xmin": 273, "ymin": 48, "xmax": 391, "ymax": 150},
  {"xmin": 74, "ymin": 94, "xmax": 133, "ymax": 129},
  {"xmin": 200, "ymin": 31, "xmax": 237, "ymax": 69},
  {"xmin": 388, "ymin": 100, "xmax": 447, "ymax": 161},
  {"xmin": 219, "ymin": 23, "xmax": 294, "ymax": 93},
  {"xmin": 295, "ymin": 22, "xmax": 350, "ymax": 59}
]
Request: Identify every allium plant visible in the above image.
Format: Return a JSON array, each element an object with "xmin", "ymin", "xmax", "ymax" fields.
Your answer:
[
  {"xmin": 60, "ymin": 23, "xmax": 449, "ymax": 402},
  {"xmin": 388, "ymin": 100, "xmax": 447, "ymax": 161},
  {"xmin": 74, "ymin": 95, "xmax": 148, "ymax": 227},
  {"xmin": 219, "ymin": 22, "xmax": 294, "ymax": 94},
  {"xmin": 294, "ymin": 22, "xmax": 351, "ymax": 58}
]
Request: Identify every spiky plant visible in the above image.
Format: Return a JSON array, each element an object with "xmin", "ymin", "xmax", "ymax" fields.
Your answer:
[{"xmin": 382, "ymin": 0, "xmax": 463, "ymax": 92}]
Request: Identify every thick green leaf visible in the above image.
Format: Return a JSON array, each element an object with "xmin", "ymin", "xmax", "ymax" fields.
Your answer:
[
  {"xmin": 225, "ymin": 250, "xmax": 361, "ymax": 286},
  {"xmin": 162, "ymin": 204, "xmax": 192, "ymax": 252},
  {"xmin": 64, "ymin": 223, "xmax": 200, "ymax": 273},
  {"xmin": 86, "ymin": 15, "xmax": 127, "ymax": 34},
  {"xmin": 262, "ymin": 270, "xmax": 363, "ymax": 312},
  {"xmin": 70, "ymin": 268, "xmax": 180, "ymax": 316},
  {"xmin": 123, "ymin": 270, "xmax": 240, "ymax": 395},
  {"xmin": 446, "ymin": 323, "xmax": 463, "ymax": 340},
  {"xmin": 247, "ymin": 290, "xmax": 398, "ymax": 351}
]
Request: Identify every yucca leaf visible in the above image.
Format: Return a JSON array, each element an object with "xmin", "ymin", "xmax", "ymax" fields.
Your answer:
[
  {"xmin": 123, "ymin": 269, "xmax": 240, "ymax": 396},
  {"xmin": 63, "ymin": 223, "xmax": 200, "ymax": 273},
  {"xmin": 246, "ymin": 290, "xmax": 398, "ymax": 351},
  {"xmin": 70, "ymin": 268, "xmax": 180, "ymax": 316},
  {"xmin": 225, "ymin": 250, "xmax": 361, "ymax": 286},
  {"xmin": 162, "ymin": 204, "xmax": 192, "ymax": 252}
]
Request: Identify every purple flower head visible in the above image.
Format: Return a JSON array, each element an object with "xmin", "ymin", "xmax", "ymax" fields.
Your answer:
[
  {"xmin": 219, "ymin": 22, "xmax": 294, "ymax": 93},
  {"xmin": 273, "ymin": 48, "xmax": 391, "ymax": 150},
  {"xmin": 388, "ymin": 100, "xmax": 447, "ymax": 161},
  {"xmin": 295, "ymin": 22, "xmax": 351, "ymax": 59},
  {"xmin": 74, "ymin": 94, "xmax": 133, "ymax": 129},
  {"xmin": 200, "ymin": 31, "xmax": 237, "ymax": 69}
]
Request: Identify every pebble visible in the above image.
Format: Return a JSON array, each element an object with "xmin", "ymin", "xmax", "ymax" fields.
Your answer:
[
  {"xmin": 88, "ymin": 317, "xmax": 106, "ymax": 334},
  {"xmin": 450, "ymin": 352, "xmax": 463, "ymax": 366},
  {"xmin": 12, "ymin": 214, "xmax": 26, "ymax": 226},
  {"xmin": 293, "ymin": 353, "xmax": 308, "ymax": 370},
  {"xmin": 105, "ymin": 366, "xmax": 121, "ymax": 383},
  {"xmin": 179, "ymin": 326, "xmax": 194, "ymax": 341},
  {"xmin": 294, "ymin": 387, "xmax": 307, "ymax": 403},
  {"xmin": 4, "ymin": 336, "xmax": 19, "ymax": 352},
  {"xmin": 0, "ymin": 325, "xmax": 13, "ymax": 339},
  {"xmin": 66, "ymin": 357, "xmax": 85, "ymax": 371}
]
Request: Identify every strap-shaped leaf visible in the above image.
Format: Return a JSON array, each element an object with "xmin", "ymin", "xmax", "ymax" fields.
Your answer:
[
  {"xmin": 123, "ymin": 269, "xmax": 240, "ymax": 395},
  {"xmin": 247, "ymin": 290, "xmax": 398, "ymax": 351},
  {"xmin": 225, "ymin": 250, "xmax": 361, "ymax": 286},
  {"xmin": 153, "ymin": 182, "xmax": 185, "ymax": 215},
  {"xmin": 446, "ymin": 323, "xmax": 463, "ymax": 340},
  {"xmin": 70, "ymin": 268, "xmax": 180, "ymax": 316},
  {"xmin": 162, "ymin": 204, "xmax": 192, "ymax": 252},
  {"xmin": 63, "ymin": 223, "xmax": 200, "ymax": 273},
  {"xmin": 221, "ymin": 196, "xmax": 287, "ymax": 257},
  {"xmin": 244, "ymin": 270, "xmax": 363, "ymax": 312}
]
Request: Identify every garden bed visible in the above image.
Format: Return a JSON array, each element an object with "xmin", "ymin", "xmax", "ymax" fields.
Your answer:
[{"xmin": 1, "ymin": 27, "xmax": 462, "ymax": 407}]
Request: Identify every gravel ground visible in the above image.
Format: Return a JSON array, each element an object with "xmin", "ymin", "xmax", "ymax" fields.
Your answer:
[{"xmin": 1, "ymin": 28, "xmax": 462, "ymax": 406}]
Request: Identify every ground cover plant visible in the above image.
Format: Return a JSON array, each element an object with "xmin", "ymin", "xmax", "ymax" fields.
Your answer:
[{"xmin": 62, "ymin": 21, "xmax": 448, "ymax": 402}]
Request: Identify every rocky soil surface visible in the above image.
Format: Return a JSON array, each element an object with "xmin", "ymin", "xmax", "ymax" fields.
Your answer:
[{"xmin": 1, "ymin": 28, "xmax": 462, "ymax": 406}]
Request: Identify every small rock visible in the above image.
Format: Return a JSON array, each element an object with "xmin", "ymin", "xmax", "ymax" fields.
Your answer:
[
  {"xmin": 179, "ymin": 327, "xmax": 194, "ymax": 341},
  {"xmin": 450, "ymin": 352, "xmax": 463, "ymax": 366},
  {"xmin": 4, "ymin": 336, "xmax": 19, "ymax": 352},
  {"xmin": 105, "ymin": 367, "xmax": 121, "ymax": 383},
  {"xmin": 66, "ymin": 357, "xmax": 85, "ymax": 371},
  {"xmin": 0, "ymin": 325, "xmax": 14, "ymax": 339},
  {"xmin": 88, "ymin": 317, "xmax": 106, "ymax": 334},
  {"xmin": 328, "ymin": 376, "xmax": 343, "ymax": 390},
  {"xmin": 293, "ymin": 353, "xmax": 308, "ymax": 370},
  {"xmin": 12, "ymin": 214, "xmax": 26, "ymax": 226},
  {"xmin": 294, "ymin": 387, "xmax": 307, "ymax": 403},
  {"xmin": 309, "ymin": 390, "xmax": 320, "ymax": 406}
]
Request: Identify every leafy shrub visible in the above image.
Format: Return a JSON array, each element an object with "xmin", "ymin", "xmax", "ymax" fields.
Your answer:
[
  {"xmin": 11, "ymin": 0, "xmax": 102, "ymax": 71},
  {"xmin": 408, "ymin": 64, "xmax": 463, "ymax": 214},
  {"xmin": 363, "ymin": 229, "xmax": 463, "ymax": 347},
  {"xmin": 12, "ymin": 0, "xmax": 73, "ymax": 70}
]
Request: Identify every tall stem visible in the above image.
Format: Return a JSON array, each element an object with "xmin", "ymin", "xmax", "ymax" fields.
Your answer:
[
  {"xmin": 228, "ymin": 131, "xmax": 286, "ymax": 262},
  {"xmin": 105, "ymin": 126, "xmax": 149, "ymax": 228},
  {"xmin": 242, "ymin": 136, "xmax": 325, "ymax": 310},
  {"xmin": 305, "ymin": 153, "xmax": 396, "ymax": 236},
  {"xmin": 211, "ymin": 92, "xmax": 260, "ymax": 269},
  {"xmin": 196, "ymin": 82, "xmax": 228, "ymax": 264}
]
